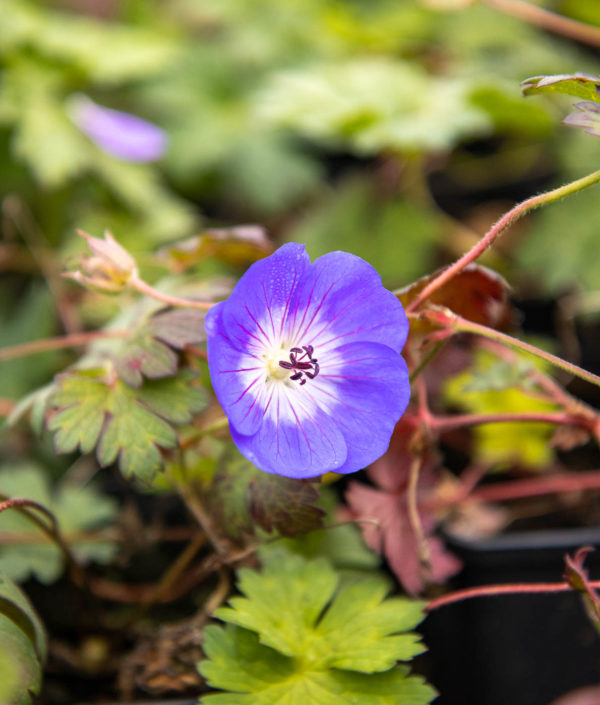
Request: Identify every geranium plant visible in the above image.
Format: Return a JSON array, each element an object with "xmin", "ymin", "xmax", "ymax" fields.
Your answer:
[{"xmin": 4, "ymin": 2, "xmax": 600, "ymax": 704}]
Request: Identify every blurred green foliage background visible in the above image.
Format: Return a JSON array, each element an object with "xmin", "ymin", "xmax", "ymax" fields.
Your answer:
[{"xmin": 2, "ymin": 0, "xmax": 600, "ymax": 400}]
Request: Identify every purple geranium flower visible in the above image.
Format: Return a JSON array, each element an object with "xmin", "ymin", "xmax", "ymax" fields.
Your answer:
[
  {"xmin": 68, "ymin": 95, "xmax": 167, "ymax": 162},
  {"xmin": 205, "ymin": 243, "xmax": 410, "ymax": 479}
]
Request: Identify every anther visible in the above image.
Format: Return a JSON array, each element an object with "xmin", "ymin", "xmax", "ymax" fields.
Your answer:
[{"xmin": 277, "ymin": 343, "xmax": 320, "ymax": 386}]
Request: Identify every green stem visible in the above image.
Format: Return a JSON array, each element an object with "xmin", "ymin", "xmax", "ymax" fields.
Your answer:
[
  {"xmin": 409, "ymin": 341, "xmax": 446, "ymax": 384},
  {"xmin": 421, "ymin": 307, "xmax": 600, "ymax": 390},
  {"xmin": 406, "ymin": 169, "xmax": 600, "ymax": 313}
]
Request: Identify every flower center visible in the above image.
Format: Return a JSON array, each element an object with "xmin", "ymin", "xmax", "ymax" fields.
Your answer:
[{"xmin": 278, "ymin": 345, "xmax": 319, "ymax": 386}]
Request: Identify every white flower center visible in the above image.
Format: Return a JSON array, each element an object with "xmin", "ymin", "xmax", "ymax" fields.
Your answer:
[{"xmin": 263, "ymin": 342, "xmax": 292, "ymax": 382}]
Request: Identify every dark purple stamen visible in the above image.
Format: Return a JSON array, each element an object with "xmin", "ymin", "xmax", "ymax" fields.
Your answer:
[{"xmin": 278, "ymin": 344, "xmax": 319, "ymax": 385}]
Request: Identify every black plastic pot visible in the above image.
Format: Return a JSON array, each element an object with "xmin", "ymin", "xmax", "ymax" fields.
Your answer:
[{"xmin": 421, "ymin": 528, "xmax": 600, "ymax": 705}]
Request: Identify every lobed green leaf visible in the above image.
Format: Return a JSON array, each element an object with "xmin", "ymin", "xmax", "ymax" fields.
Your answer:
[
  {"xmin": 48, "ymin": 368, "xmax": 207, "ymax": 481},
  {"xmin": 200, "ymin": 619, "xmax": 434, "ymax": 704},
  {"xmin": 213, "ymin": 553, "xmax": 426, "ymax": 672}
]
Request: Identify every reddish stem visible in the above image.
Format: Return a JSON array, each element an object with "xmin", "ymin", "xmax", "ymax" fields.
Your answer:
[
  {"xmin": 483, "ymin": 0, "xmax": 600, "ymax": 48},
  {"xmin": 429, "ymin": 411, "xmax": 591, "ymax": 433},
  {"xmin": 420, "ymin": 308, "xmax": 600, "ymax": 390},
  {"xmin": 424, "ymin": 469, "xmax": 600, "ymax": 514},
  {"xmin": 406, "ymin": 169, "xmax": 600, "ymax": 314},
  {"xmin": 427, "ymin": 579, "xmax": 599, "ymax": 612},
  {"xmin": 470, "ymin": 471, "xmax": 600, "ymax": 504},
  {"xmin": 0, "ymin": 328, "xmax": 129, "ymax": 363}
]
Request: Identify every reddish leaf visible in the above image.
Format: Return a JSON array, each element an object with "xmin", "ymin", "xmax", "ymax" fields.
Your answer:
[
  {"xmin": 564, "ymin": 547, "xmax": 600, "ymax": 628},
  {"xmin": 344, "ymin": 420, "xmax": 461, "ymax": 595},
  {"xmin": 398, "ymin": 264, "xmax": 512, "ymax": 337}
]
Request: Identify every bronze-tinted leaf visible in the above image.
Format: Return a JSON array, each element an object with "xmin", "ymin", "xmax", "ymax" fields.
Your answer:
[
  {"xmin": 398, "ymin": 263, "xmax": 512, "ymax": 336},
  {"xmin": 158, "ymin": 226, "xmax": 274, "ymax": 272}
]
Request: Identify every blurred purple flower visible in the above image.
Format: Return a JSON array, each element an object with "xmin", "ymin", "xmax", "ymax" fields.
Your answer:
[
  {"xmin": 68, "ymin": 95, "xmax": 167, "ymax": 162},
  {"xmin": 205, "ymin": 243, "xmax": 410, "ymax": 479}
]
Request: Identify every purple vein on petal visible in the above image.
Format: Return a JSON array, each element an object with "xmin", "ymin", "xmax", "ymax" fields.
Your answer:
[
  {"xmin": 261, "ymin": 283, "xmax": 276, "ymax": 339},
  {"xmin": 291, "ymin": 391, "xmax": 340, "ymax": 462},
  {"xmin": 288, "ymin": 401, "xmax": 314, "ymax": 463},
  {"xmin": 231, "ymin": 333, "xmax": 262, "ymax": 357},
  {"xmin": 231, "ymin": 376, "xmax": 260, "ymax": 406},
  {"xmin": 242, "ymin": 308, "xmax": 271, "ymax": 347},
  {"xmin": 288, "ymin": 276, "xmax": 318, "ymax": 342},
  {"xmin": 317, "ymin": 323, "xmax": 390, "ymax": 349},
  {"xmin": 218, "ymin": 366, "xmax": 262, "ymax": 373},
  {"xmin": 308, "ymin": 289, "xmax": 372, "ymax": 343},
  {"xmin": 262, "ymin": 386, "xmax": 275, "ymax": 420},
  {"xmin": 278, "ymin": 269, "xmax": 299, "ymax": 340},
  {"xmin": 296, "ymin": 280, "xmax": 337, "ymax": 343},
  {"xmin": 239, "ymin": 382, "xmax": 266, "ymax": 424},
  {"xmin": 303, "ymin": 382, "xmax": 360, "ymax": 414}
]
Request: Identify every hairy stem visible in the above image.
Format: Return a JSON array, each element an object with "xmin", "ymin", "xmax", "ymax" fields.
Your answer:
[
  {"xmin": 430, "ymin": 411, "xmax": 592, "ymax": 433},
  {"xmin": 130, "ymin": 274, "xmax": 214, "ymax": 310},
  {"xmin": 425, "ymin": 469, "xmax": 600, "ymax": 512},
  {"xmin": 406, "ymin": 169, "xmax": 600, "ymax": 313},
  {"xmin": 427, "ymin": 579, "xmax": 598, "ymax": 612},
  {"xmin": 421, "ymin": 308, "xmax": 600, "ymax": 390}
]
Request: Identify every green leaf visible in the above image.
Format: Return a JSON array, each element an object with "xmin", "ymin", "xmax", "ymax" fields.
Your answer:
[
  {"xmin": 136, "ymin": 370, "xmax": 208, "ymax": 425},
  {"xmin": 0, "ymin": 572, "xmax": 46, "ymax": 704},
  {"xmin": 0, "ymin": 644, "xmax": 19, "ymax": 705},
  {"xmin": 200, "ymin": 554, "xmax": 434, "ymax": 704},
  {"xmin": 1, "ymin": 0, "xmax": 178, "ymax": 83},
  {"xmin": 258, "ymin": 58, "xmax": 491, "ymax": 155},
  {"xmin": 1, "ymin": 59, "xmax": 93, "ymax": 187},
  {"xmin": 48, "ymin": 368, "xmax": 207, "ymax": 481},
  {"xmin": 470, "ymin": 84, "xmax": 554, "ymax": 137},
  {"xmin": 110, "ymin": 309, "xmax": 206, "ymax": 387},
  {"xmin": 214, "ymin": 553, "xmax": 425, "ymax": 670},
  {"xmin": 444, "ymin": 350, "xmax": 559, "ymax": 468},
  {"xmin": 201, "ymin": 626, "xmax": 434, "ymax": 705},
  {"xmin": 522, "ymin": 73, "xmax": 600, "ymax": 103},
  {"xmin": 0, "ymin": 463, "xmax": 117, "ymax": 584},
  {"xmin": 0, "ymin": 285, "xmax": 61, "ymax": 401}
]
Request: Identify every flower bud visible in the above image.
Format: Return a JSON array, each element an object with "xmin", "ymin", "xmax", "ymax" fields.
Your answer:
[{"xmin": 65, "ymin": 230, "xmax": 137, "ymax": 294}]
